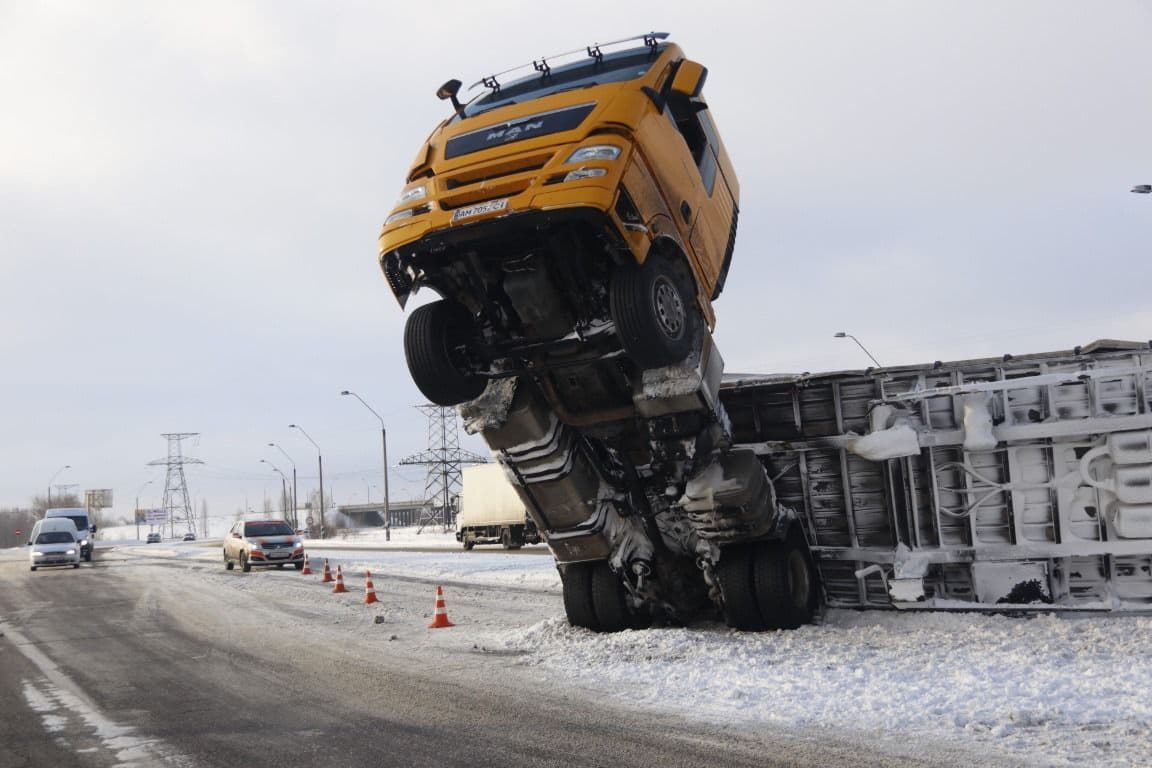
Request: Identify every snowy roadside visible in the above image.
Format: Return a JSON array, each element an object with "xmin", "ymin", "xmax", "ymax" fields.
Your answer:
[{"xmin": 493, "ymin": 610, "xmax": 1152, "ymax": 768}]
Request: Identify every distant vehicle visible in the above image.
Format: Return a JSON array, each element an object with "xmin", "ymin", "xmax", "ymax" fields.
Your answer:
[
  {"xmin": 457, "ymin": 464, "xmax": 541, "ymax": 550},
  {"xmin": 29, "ymin": 525, "xmax": 80, "ymax": 570},
  {"xmin": 44, "ymin": 507, "xmax": 95, "ymax": 561},
  {"xmin": 182, "ymin": 533, "xmax": 196, "ymax": 542},
  {"xmin": 223, "ymin": 519, "xmax": 305, "ymax": 572},
  {"xmin": 146, "ymin": 532, "xmax": 162, "ymax": 543}
]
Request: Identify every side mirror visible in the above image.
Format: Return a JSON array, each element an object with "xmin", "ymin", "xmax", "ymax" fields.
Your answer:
[
  {"xmin": 668, "ymin": 60, "xmax": 707, "ymax": 99},
  {"xmin": 90, "ymin": 525, "xmax": 97, "ymax": 533},
  {"xmin": 437, "ymin": 78, "xmax": 464, "ymax": 117}
]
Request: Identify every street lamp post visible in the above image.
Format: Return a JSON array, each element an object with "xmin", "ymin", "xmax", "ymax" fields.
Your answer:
[
  {"xmin": 268, "ymin": 442, "xmax": 298, "ymax": 528},
  {"xmin": 289, "ymin": 425, "xmax": 325, "ymax": 538},
  {"xmin": 261, "ymin": 459, "xmax": 290, "ymax": 520},
  {"xmin": 47, "ymin": 464, "xmax": 71, "ymax": 512},
  {"xmin": 834, "ymin": 331, "xmax": 884, "ymax": 369},
  {"xmin": 135, "ymin": 479, "xmax": 154, "ymax": 541},
  {"xmin": 341, "ymin": 390, "xmax": 391, "ymax": 541}
]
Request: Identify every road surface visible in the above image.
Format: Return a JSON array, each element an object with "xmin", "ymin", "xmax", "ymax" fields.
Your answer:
[{"xmin": 0, "ymin": 545, "xmax": 998, "ymax": 767}]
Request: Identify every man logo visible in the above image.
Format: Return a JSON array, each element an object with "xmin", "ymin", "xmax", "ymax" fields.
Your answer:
[{"xmin": 487, "ymin": 120, "xmax": 544, "ymax": 142}]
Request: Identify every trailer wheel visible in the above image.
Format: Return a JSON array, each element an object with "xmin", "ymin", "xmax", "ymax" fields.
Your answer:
[
  {"xmin": 716, "ymin": 544, "xmax": 767, "ymax": 631},
  {"xmin": 610, "ymin": 257, "xmax": 699, "ymax": 369},
  {"xmin": 462, "ymin": 538, "xmax": 475, "ymax": 551},
  {"xmin": 753, "ymin": 537, "xmax": 818, "ymax": 630},
  {"xmin": 562, "ymin": 562, "xmax": 599, "ymax": 630},
  {"xmin": 502, "ymin": 529, "xmax": 523, "ymax": 550},
  {"xmin": 403, "ymin": 300, "xmax": 486, "ymax": 406}
]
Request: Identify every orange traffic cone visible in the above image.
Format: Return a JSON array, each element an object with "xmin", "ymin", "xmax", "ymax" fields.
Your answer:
[
  {"xmin": 321, "ymin": 559, "xmax": 333, "ymax": 583},
  {"xmin": 331, "ymin": 564, "xmax": 347, "ymax": 594},
  {"xmin": 301, "ymin": 554, "xmax": 312, "ymax": 575},
  {"xmin": 428, "ymin": 585, "xmax": 455, "ymax": 628},
  {"xmin": 364, "ymin": 569, "xmax": 379, "ymax": 605}
]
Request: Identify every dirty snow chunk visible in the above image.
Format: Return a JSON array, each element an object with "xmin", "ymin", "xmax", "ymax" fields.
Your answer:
[
  {"xmin": 458, "ymin": 377, "xmax": 518, "ymax": 435},
  {"xmin": 848, "ymin": 424, "xmax": 921, "ymax": 460},
  {"xmin": 677, "ymin": 461, "xmax": 748, "ymax": 513},
  {"xmin": 961, "ymin": 393, "xmax": 998, "ymax": 451}
]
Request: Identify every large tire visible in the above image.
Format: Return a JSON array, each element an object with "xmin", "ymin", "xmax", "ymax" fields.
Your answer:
[
  {"xmin": 590, "ymin": 561, "xmax": 651, "ymax": 632},
  {"xmin": 610, "ymin": 257, "xmax": 699, "ymax": 369},
  {"xmin": 501, "ymin": 529, "xmax": 513, "ymax": 550},
  {"xmin": 716, "ymin": 545, "xmax": 767, "ymax": 631},
  {"xmin": 561, "ymin": 562, "xmax": 599, "ymax": 630},
  {"xmin": 753, "ymin": 537, "xmax": 818, "ymax": 630},
  {"xmin": 240, "ymin": 552, "xmax": 251, "ymax": 573},
  {"xmin": 463, "ymin": 538, "xmax": 475, "ymax": 551},
  {"xmin": 30, "ymin": 566, "xmax": 37, "ymax": 571},
  {"xmin": 84, "ymin": 549, "xmax": 92, "ymax": 562},
  {"xmin": 294, "ymin": 561, "xmax": 304, "ymax": 571},
  {"xmin": 403, "ymin": 301, "xmax": 486, "ymax": 406}
]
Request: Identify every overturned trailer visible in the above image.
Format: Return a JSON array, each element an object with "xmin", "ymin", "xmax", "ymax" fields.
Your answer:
[{"xmin": 722, "ymin": 339, "xmax": 1152, "ymax": 613}]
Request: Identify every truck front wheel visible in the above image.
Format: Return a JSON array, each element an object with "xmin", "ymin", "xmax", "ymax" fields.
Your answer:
[
  {"xmin": 562, "ymin": 562, "xmax": 599, "ymax": 630},
  {"xmin": 610, "ymin": 257, "xmax": 699, "ymax": 369},
  {"xmin": 403, "ymin": 301, "xmax": 486, "ymax": 406}
]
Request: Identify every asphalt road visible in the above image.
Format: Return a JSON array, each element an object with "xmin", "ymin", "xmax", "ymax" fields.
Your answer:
[{"xmin": 0, "ymin": 548, "xmax": 981, "ymax": 768}]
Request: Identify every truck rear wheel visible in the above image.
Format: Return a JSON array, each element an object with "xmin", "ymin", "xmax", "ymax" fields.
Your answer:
[
  {"xmin": 463, "ymin": 537, "xmax": 475, "ymax": 551},
  {"xmin": 610, "ymin": 257, "xmax": 699, "ymax": 369},
  {"xmin": 753, "ymin": 537, "xmax": 818, "ymax": 630},
  {"xmin": 716, "ymin": 544, "xmax": 768, "ymax": 631},
  {"xmin": 590, "ymin": 562, "xmax": 648, "ymax": 632},
  {"xmin": 403, "ymin": 300, "xmax": 486, "ymax": 406},
  {"xmin": 562, "ymin": 562, "xmax": 599, "ymax": 630}
]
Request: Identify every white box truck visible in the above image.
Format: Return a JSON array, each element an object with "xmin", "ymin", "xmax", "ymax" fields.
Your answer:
[{"xmin": 457, "ymin": 464, "xmax": 541, "ymax": 550}]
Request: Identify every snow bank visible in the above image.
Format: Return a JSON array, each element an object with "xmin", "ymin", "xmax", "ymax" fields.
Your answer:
[{"xmin": 496, "ymin": 610, "xmax": 1152, "ymax": 767}]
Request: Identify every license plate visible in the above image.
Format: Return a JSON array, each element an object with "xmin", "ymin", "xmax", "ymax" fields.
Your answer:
[
  {"xmin": 269, "ymin": 550, "xmax": 288, "ymax": 558},
  {"xmin": 452, "ymin": 198, "xmax": 507, "ymax": 222}
]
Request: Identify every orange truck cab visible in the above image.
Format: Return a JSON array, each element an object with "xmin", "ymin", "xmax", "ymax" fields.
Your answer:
[{"xmin": 379, "ymin": 33, "xmax": 739, "ymax": 423}]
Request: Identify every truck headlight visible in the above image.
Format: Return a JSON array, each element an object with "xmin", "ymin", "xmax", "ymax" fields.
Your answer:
[
  {"xmin": 566, "ymin": 145, "xmax": 620, "ymax": 163},
  {"xmin": 385, "ymin": 203, "xmax": 432, "ymax": 226},
  {"xmin": 66, "ymin": 549, "xmax": 76, "ymax": 555},
  {"xmin": 80, "ymin": 539, "xmax": 89, "ymax": 546},
  {"xmin": 398, "ymin": 185, "xmax": 427, "ymax": 205},
  {"xmin": 563, "ymin": 168, "xmax": 608, "ymax": 182}
]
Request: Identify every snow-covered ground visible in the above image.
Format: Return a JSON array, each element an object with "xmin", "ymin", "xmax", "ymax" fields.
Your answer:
[{"xmin": 100, "ymin": 539, "xmax": 1152, "ymax": 766}]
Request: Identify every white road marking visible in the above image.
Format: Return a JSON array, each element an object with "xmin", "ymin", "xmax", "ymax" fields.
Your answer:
[{"xmin": 4, "ymin": 621, "xmax": 194, "ymax": 767}]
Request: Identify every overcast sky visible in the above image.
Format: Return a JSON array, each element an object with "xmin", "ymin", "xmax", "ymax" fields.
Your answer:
[{"xmin": 2, "ymin": 1, "xmax": 1149, "ymax": 526}]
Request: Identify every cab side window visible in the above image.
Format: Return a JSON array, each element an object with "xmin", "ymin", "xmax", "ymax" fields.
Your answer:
[{"xmin": 665, "ymin": 96, "xmax": 719, "ymax": 195}]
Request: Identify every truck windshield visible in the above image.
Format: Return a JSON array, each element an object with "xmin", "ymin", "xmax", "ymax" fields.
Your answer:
[{"xmin": 462, "ymin": 45, "xmax": 664, "ymax": 119}]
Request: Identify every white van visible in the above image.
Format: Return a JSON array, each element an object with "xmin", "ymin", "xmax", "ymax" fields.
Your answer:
[
  {"xmin": 28, "ymin": 517, "xmax": 82, "ymax": 570},
  {"xmin": 43, "ymin": 507, "xmax": 96, "ymax": 561}
]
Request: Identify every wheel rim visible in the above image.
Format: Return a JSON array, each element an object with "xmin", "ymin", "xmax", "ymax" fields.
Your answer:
[
  {"xmin": 650, "ymin": 276, "xmax": 685, "ymax": 340},
  {"xmin": 787, "ymin": 549, "xmax": 810, "ymax": 608}
]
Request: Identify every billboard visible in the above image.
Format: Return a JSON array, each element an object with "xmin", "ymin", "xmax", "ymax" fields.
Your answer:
[
  {"xmin": 135, "ymin": 508, "xmax": 167, "ymax": 525},
  {"xmin": 86, "ymin": 489, "xmax": 113, "ymax": 508}
]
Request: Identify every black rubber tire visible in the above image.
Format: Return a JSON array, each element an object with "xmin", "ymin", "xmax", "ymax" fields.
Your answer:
[
  {"xmin": 753, "ymin": 538, "xmax": 818, "ymax": 630},
  {"xmin": 240, "ymin": 553, "xmax": 251, "ymax": 573},
  {"xmin": 463, "ymin": 538, "xmax": 475, "ymax": 551},
  {"xmin": 561, "ymin": 562, "xmax": 599, "ymax": 631},
  {"xmin": 294, "ymin": 561, "xmax": 304, "ymax": 571},
  {"xmin": 224, "ymin": 551, "xmax": 234, "ymax": 570},
  {"xmin": 716, "ymin": 545, "xmax": 767, "ymax": 631},
  {"xmin": 275, "ymin": 563, "xmax": 284, "ymax": 569},
  {"xmin": 403, "ymin": 300, "xmax": 486, "ymax": 406},
  {"xmin": 501, "ymin": 529, "xmax": 513, "ymax": 550},
  {"xmin": 610, "ymin": 257, "xmax": 699, "ymax": 369},
  {"xmin": 84, "ymin": 550, "xmax": 92, "ymax": 562},
  {"xmin": 591, "ymin": 561, "xmax": 642, "ymax": 633},
  {"xmin": 73, "ymin": 563, "xmax": 79, "ymax": 569},
  {"xmin": 30, "ymin": 566, "xmax": 36, "ymax": 571}
]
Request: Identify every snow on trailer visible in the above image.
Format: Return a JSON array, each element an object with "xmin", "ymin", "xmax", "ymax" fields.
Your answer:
[{"xmin": 721, "ymin": 339, "xmax": 1152, "ymax": 612}]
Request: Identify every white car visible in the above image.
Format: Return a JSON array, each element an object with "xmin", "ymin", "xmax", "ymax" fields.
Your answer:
[{"xmin": 29, "ymin": 528, "xmax": 81, "ymax": 571}]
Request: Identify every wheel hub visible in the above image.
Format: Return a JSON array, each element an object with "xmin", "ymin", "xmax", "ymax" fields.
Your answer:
[{"xmin": 651, "ymin": 276, "xmax": 685, "ymax": 339}]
